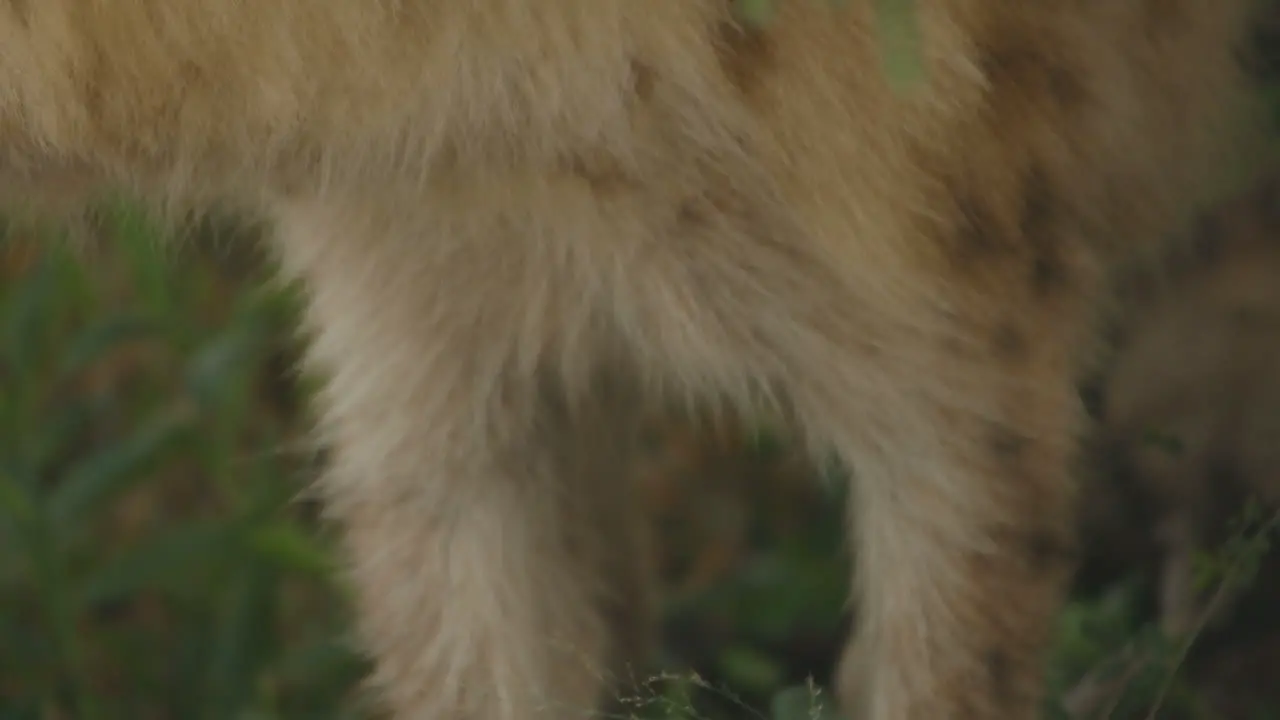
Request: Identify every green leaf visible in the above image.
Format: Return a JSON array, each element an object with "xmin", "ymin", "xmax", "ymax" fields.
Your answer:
[
  {"xmin": 735, "ymin": 0, "xmax": 774, "ymax": 28},
  {"xmin": 0, "ymin": 472, "xmax": 37, "ymax": 527},
  {"xmin": 107, "ymin": 199, "xmax": 175, "ymax": 316},
  {"xmin": 47, "ymin": 400, "xmax": 196, "ymax": 534},
  {"xmin": 204, "ymin": 561, "xmax": 277, "ymax": 720},
  {"xmin": 26, "ymin": 400, "xmax": 93, "ymax": 478},
  {"xmin": 272, "ymin": 633, "xmax": 370, "ymax": 716},
  {"xmin": 57, "ymin": 313, "xmax": 162, "ymax": 380},
  {"xmin": 77, "ymin": 520, "xmax": 236, "ymax": 608},
  {"xmin": 184, "ymin": 322, "xmax": 265, "ymax": 409},
  {"xmin": 2, "ymin": 253, "xmax": 59, "ymax": 376},
  {"xmin": 716, "ymin": 643, "xmax": 784, "ymax": 694},
  {"xmin": 248, "ymin": 521, "xmax": 335, "ymax": 579},
  {"xmin": 875, "ymin": 0, "xmax": 926, "ymax": 94},
  {"xmin": 771, "ymin": 684, "xmax": 845, "ymax": 720}
]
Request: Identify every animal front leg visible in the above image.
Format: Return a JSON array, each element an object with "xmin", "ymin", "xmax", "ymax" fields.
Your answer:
[
  {"xmin": 328, "ymin": 383, "xmax": 654, "ymax": 720},
  {"xmin": 827, "ymin": 384, "xmax": 1082, "ymax": 719},
  {"xmin": 270, "ymin": 206, "xmax": 654, "ymax": 719},
  {"xmin": 610, "ymin": 231, "xmax": 1086, "ymax": 717},
  {"xmin": 775, "ymin": 306, "xmax": 1089, "ymax": 719},
  {"xmin": 623, "ymin": 264, "xmax": 1086, "ymax": 717}
]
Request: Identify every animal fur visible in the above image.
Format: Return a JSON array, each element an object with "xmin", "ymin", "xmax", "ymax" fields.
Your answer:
[
  {"xmin": 0, "ymin": 1, "xmax": 1270, "ymax": 717},
  {"xmin": 1095, "ymin": 171, "xmax": 1280, "ymax": 641}
]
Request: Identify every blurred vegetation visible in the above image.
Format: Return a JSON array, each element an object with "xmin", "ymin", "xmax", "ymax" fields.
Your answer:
[{"xmin": 0, "ymin": 213, "xmax": 368, "ymax": 720}]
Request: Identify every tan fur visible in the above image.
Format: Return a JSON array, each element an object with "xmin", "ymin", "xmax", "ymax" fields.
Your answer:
[
  {"xmin": 0, "ymin": 1, "xmax": 1270, "ymax": 717},
  {"xmin": 1098, "ymin": 174, "xmax": 1280, "ymax": 640}
]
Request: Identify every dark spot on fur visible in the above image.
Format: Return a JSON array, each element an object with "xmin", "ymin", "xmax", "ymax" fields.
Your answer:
[
  {"xmin": 985, "ymin": 649, "xmax": 1013, "ymax": 703},
  {"xmin": 990, "ymin": 425, "xmax": 1031, "ymax": 461},
  {"xmin": 1048, "ymin": 65, "xmax": 1088, "ymax": 110},
  {"xmin": 989, "ymin": 525, "xmax": 1081, "ymax": 576},
  {"xmin": 980, "ymin": 35, "xmax": 1089, "ymax": 111},
  {"xmin": 1246, "ymin": 12, "xmax": 1280, "ymax": 80},
  {"xmin": 630, "ymin": 60, "xmax": 657, "ymax": 103},
  {"xmin": 1031, "ymin": 254, "xmax": 1067, "ymax": 295},
  {"xmin": 954, "ymin": 189, "xmax": 1002, "ymax": 257},
  {"xmin": 1019, "ymin": 167, "xmax": 1070, "ymax": 297},
  {"xmin": 566, "ymin": 154, "xmax": 635, "ymax": 196},
  {"xmin": 177, "ymin": 59, "xmax": 206, "ymax": 89},
  {"xmin": 992, "ymin": 323, "xmax": 1029, "ymax": 363},
  {"xmin": 1078, "ymin": 379, "xmax": 1105, "ymax": 419},
  {"xmin": 716, "ymin": 10, "xmax": 774, "ymax": 96},
  {"xmin": 1024, "ymin": 528, "xmax": 1080, "ymax": 570},
  {"xmin": 1019, "ymin": 166, "xmax": 1054, "ymax": 242},
  {"xmin": 945, "ymin": 179, "xmax": 1017, "ymax": 274},
  {"xmin": 677, "ymin": 198, "xmax": 712, "ymax": 229},
  {"xmin": 8, "ymin": 0, "xmax": 30, "ymax": 27},
  {"xmin": 1143, "ymin": 0, "xmax": 1186, "ymax": 35},
  {"xmin": 1188, "ymin": 212, "xmax": 1224, "ymax": 267}
]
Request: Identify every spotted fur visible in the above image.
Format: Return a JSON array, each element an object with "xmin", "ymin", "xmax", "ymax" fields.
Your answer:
[{"xmin": 1097, "ymin": 171, "xmax": 1280, "ymax": 641}]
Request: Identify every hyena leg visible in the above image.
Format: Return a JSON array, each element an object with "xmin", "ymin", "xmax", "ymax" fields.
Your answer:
[
  {"xmin": 626, "ymin": 229, "xmax": 1085, "ymax": 718},
  {"xmin": 325, "ymin": 374, "xmax": 654, "ymax": 719},
  {"xmin": 329, "ymin": 382, "xmax": 654, "ymax": 719},
  {"xmin": 272, "ymin": 219, "xmax": 654, "ymax": 719},
  {"xmin": 819, "ymin": 365, "xmax": 1083, "ymax": 719}
]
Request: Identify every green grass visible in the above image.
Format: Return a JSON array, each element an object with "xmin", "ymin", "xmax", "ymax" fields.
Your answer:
[{"xmin": 0, "ymin": 214, "xmax": 367, "ymax": 720}]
